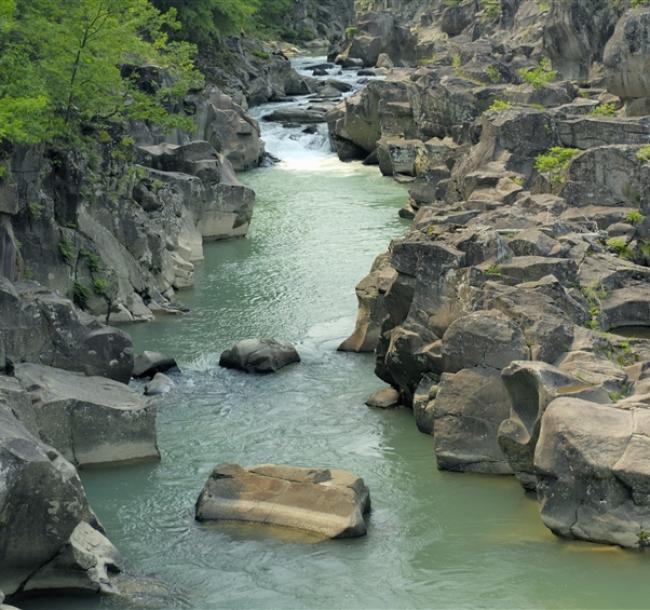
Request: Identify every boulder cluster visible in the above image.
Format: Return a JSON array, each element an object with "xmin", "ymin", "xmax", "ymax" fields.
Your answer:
[{"xmin": 335, "ymin": 1, "xmax": 650, "ymax": 548}]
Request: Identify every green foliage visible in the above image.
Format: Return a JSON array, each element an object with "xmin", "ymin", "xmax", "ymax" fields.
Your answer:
[
  {"xmin": 590, "ymin": 103, "xmax": 617, "ymax": 116},
  {"xmin": 627, "ymin": 210, "xmax": 645, "ymax": 225},
  {"xmin": 637, "ymin": 145, "xmax": 650, "ymax": 163},
  {"xmin": 485, "ymin": 65, "xmax": 501, "ymax": 83},
  {"xmin": 518, "ymin": 58, "xmax": 557, "ymax": 89},
  {"xmin": 152, "ymin": 0, "xmax": 260, "ymax": 39},
  {"xmin": 485, "ymin": 99, "xmax": 512, "ymax": 114},
  {"xmin": 72, "ymin": 281, "xmax": 91, "ymax": 309},
  {"xmin": 58, "ymin": 236, "xmax": 75, "ymax": 264},
  {"xmin": 0, "ymin": 0, "xmax": 202, "ymax": 146},
  {"xmin": 485, "ymin": 263, "xmax": 502, "ymax": 276},
  {"xmin": 606, "ymin": 237, "xmax": 633, "ymax": 259},
  {"xmin": 534, "ymin": 147, "xmax": 580, "ymax": 184},
  {"xmin": 93, "ymin": 277, "xmax": 109, "ymax": 295}
]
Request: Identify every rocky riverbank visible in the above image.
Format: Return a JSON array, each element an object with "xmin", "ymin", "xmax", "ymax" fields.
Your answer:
[
  {"xmin": 0, "ymin": 1, "xmax": 358, "ymax": 605},
  {"xmin": 334, "ymin": 1, "xmax": 650, "ymax": 549}
]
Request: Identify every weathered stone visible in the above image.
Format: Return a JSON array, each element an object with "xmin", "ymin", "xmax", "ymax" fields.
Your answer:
[
  {"xmin": 133, "ymin": 351, "xmax": 178, "ymax": 379},
  {"xmin": 13, "ymin": 363, "xmax": 159, "ymax": 467},
  {"xmin": 604, "ymin": 9, "xmax": 650, "ymax": 101},
  {"xmin": 0, "ymin": 279, "xmax": 134, "ymax": 383},
  {"xmin": 339, "ymin": 253, "xmax": 397, "ymax": 353},
  {"xmin": 195, "ymin": 464, "xmax": 370, "ymax": 538},
  {"xmin": 24, "ymin": 522, "xmax": 123, "ymax": 594},
  {"xmin": 144, "ymin": 373, "xmax": 175, "ymax": 397},
  {"xmin": 498, "ymin": 361, "xmax": 610, "ymax": 490},
  {"xmin": 536, "ymin": 398, "xmax": 650, "ymax": 548},
  {"xmin": 219, "ymin": 339, "xmax": 300, "ymax": 374},
  {"xmin": 441, "ymin": 310, "xmax": 529, "ymax": 373},
  {"xmin": 0, "ymin": 404, "xmax": 120, "ymax": 596},
  {"xmin": 433, "ymin": 367, "xmax": 513, "ymax": 475},
  {"xmin": 365, "ymin": 387, "xmax": 400, "ymax": 409}
]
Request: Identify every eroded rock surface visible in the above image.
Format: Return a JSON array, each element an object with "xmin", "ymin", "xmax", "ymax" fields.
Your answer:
[
  {"xmin": 196, "ymin": 464, "xmax": 371, "ymax": 538},
  {"xmin": 219, "ymin": 339, "xmax": 301, "ymax": 374},
  {"xmin": 12, "ymin": 363, "xmax": 159, "ymax": 467}
]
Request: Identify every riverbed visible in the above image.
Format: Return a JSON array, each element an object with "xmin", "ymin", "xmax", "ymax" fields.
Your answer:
[{"xmin": 21, "ymin": 59, "xmax": 650, "ymax": 610}]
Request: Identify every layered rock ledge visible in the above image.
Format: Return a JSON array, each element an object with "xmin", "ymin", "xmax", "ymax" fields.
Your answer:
[{"xmin": 196, "ymin": 464, "xmax": 371, "ymax": 538}]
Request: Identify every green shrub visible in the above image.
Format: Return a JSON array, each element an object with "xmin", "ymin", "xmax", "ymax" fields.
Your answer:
[{"xmin": 518, "ymin": 58, "xmax": 557, "ymax": 89}]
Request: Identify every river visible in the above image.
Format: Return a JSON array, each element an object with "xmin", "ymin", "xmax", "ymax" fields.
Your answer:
[{"xmin": 21, "ymin": 58, "xmax": 650, "ymax": 610}]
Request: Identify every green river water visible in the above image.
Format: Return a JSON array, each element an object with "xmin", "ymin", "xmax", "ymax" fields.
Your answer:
[{"xmin": 20, "ymin": 63, "xmax": 650, "ymax": 610}]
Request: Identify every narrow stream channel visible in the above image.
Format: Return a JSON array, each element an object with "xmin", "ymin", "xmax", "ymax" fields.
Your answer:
[{"xmin": 22, "ymin": 58, "xmax": 650, "ymax": 610}]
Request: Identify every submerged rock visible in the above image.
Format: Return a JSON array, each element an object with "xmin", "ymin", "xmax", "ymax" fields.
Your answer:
[
  {"xmin": 12, "ymin": 363, "xmax": 160, "ymax": 467},
  {"xmin": 365, "ymin": 386, "xmax": 400, "ymax": 409},
  {"xmin": 195, "ymin": 464, "xmax": 370, "ymax": 538},
  {"xmin": 219, "ymin": 339, "xmax": 300, "ymax": 374},
  {"xmin": 144, "ymin": 373, "xmax": 175, "ymax": 397}
]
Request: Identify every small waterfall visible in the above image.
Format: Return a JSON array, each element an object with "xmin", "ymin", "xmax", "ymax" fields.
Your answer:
[{"xmin": 249, "ymin": 55, "xmax": 376, "ymax": 171}]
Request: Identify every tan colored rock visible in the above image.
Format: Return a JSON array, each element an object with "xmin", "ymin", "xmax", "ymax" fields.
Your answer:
[
  {"xmin": 196, "ymin": 464, "xmax": 370, "ymax": 538},
  {"xmin": 365, "ymin": 387, "xmax": 400, "ymax": 409}
]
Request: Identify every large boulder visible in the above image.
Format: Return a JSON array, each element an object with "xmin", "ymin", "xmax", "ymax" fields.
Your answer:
[
  {"xmin": 12, "ymin": 363, "xmax": 159, "ymax": 467},
  {"xmin": 0, "ymin": 279, "xmax": 133, "ymax": 383},
  {"xmin": 195, "ymin": 464, "xmax": 371, "ymax": 538},
  {"xmin": 343, "ymin": 12, "xmax": 416, "ymax": 68},
  {"xmin": 219, "ymin": 339, "xmax": 300, "ymax": 374},
  {"xmin": 0, "ymin": 404, "xmax": 122, "ymax": 596},
  {"xmin": 22, "ymin": 522, "xmax": 122, "ymax": 594},
  {"xmin": 433, "ymin": 367, "xmax": 513, "ymax": 475},
  {"xmin": 536, "ymin": 397, "xmax": 650, "ymax": 548},
  {"xmin": 604, "ymin": 8, "xmax": 650, "ymax": 103},
  {"xmin": 498, "ymin": 361, "xmax": 610, "ymax": 490},
  {"xmin": 441, "ymin": 310, "xmax": 529, "ymax": 373}
]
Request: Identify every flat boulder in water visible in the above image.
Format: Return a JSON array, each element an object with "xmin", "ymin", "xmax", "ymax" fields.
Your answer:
[
  {"xmin": 195, "ymin": 464, "xmax": 371, "ymax": 538},
  {"xmin": 219, "ymin": 339, "xmax": 300, "ymax": 374}
]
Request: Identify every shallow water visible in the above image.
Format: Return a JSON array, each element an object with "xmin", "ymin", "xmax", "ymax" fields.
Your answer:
[{"xmin": 20, "ymin": 60, "xmax": 650, "ymax": 610}]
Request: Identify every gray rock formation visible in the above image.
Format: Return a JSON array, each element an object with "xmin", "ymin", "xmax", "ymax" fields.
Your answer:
[
  {"xmin": 536, "ymin": 397, "xmax": 650, "ymax": 548},
  {"xmin": 195, "ymin": 464, "xmax": 370, "ymax": 538},
  {"xmin": 11, "ymin": 363, "xmax": 159, "ymax": 467},
  {"xmin": 0, "ymin": 278, "xmax": 133, "ymax": 382},
  {"xmin": 133, "ymin": 351, "xmax": 178, "ymax": 379},
  {"xmin": 219, "ymin": 339, "xmax": 301, "ymax": 374},
  {"xmin": 0, "ymin": 404, "xmax": 122, "ymax": 596},
  {"xmin": 334, "ymin": 0, "xmax": 650, "ymax": 547}
]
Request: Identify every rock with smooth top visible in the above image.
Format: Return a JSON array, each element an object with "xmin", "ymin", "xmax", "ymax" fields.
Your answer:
[{"xmin": 196, "ymin": 464, "xmax": 370, "ymax": 538}]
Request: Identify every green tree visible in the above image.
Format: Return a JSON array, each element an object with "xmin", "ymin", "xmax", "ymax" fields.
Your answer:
[
  {"xmin": 0, "ymin": 0, "xmax": 202, "ymax": 145},
  {"xmin": 151, "ymin": 0, "xmax": 260, "ymax": 40}
]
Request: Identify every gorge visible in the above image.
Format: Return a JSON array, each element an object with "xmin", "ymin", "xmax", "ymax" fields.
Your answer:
[{"xmin": 3, "ymin": 1, "xmax": 650, "ymax": 609}]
